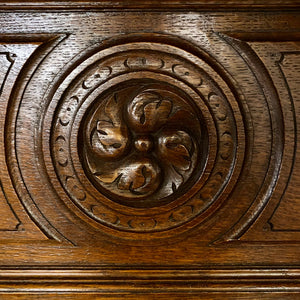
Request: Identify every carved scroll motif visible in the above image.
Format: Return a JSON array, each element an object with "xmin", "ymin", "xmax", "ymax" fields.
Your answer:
[{"xmin": 0, "ymin": 52, "xmax": 15, "ymax": 96}]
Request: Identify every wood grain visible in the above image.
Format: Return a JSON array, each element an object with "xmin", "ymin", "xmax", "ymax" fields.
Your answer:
[
  {"xmin": 0, "ymin": 0, "xmax": 299, "ymax": 10},
  {"xmin": 0, "ymin": 2, "xmax": 299, "ymax": 298}
]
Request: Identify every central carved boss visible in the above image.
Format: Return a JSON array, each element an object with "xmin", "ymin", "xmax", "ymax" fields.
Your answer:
[{"xmin": 82, "ymin": 82, "xmax": 203, "ymax": 208}]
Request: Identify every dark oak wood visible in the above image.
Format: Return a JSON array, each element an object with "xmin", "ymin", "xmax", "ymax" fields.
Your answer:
[
  {"xmin": 0, "ymin": 1, "xmax": 300, "ymax": 298},
  {"xmin": 0, "ymin": 0, "xmax": 299, "ymax": 10}
]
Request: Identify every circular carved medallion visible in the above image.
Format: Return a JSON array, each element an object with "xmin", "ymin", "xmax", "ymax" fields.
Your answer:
[
  {"xmin": 6, "ymin": 32, "xmax": 284, "ymax": 244},
  {"xmin": 50, "ymin": 39, "xmax": 242, "ymax": 234},
  {"xmin": 81, "ymin": 82, "xmax": 204, "ymax": 208}
]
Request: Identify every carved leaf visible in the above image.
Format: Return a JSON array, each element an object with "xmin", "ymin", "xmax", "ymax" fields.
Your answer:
[
  {"xmin": 90, "ymin": 94, "xmax": 129, "ymax": 158},
  {"xmin": 127, "ymin": 90, "xmax": 173, "ymax": 133},
  {"xmin": 158, "ymin": 130, "xmax": 194, "ymax": 193},
  {"xmin": 95, "ymin": 158, "xmax": 161, "ymax": 196},
  {"xmin": 158, "ymin": 130, "xmax": 193, "ymax": 171}
]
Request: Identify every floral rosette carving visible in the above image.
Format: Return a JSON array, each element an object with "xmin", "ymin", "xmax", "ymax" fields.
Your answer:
[{"xmin": 83, "ymin": 83, "xmax": 203, "ymax": 207}]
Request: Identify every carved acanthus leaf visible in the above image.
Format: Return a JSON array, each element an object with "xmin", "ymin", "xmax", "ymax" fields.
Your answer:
[
  {"xmin": 90, "ymin": 94, "xmax": 129, "ymax": 158},
  {"xmin": 127, "ymin": 90, "xmax": 173, "ymax": 133},
  {"xmin": 158, "ymin": 130, "xmax": 193, "ymax": 172},
  {"xmin": 95, "ymin": 158, "xmax": 161, "ymax": 197}
]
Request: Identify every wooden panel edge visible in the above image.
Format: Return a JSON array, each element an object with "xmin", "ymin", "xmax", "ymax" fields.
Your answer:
[
  {"xmin": 0, "ymin": 267, "xmax": 299, "ymax": 293},
  {"xmin": 0, "ymin": 0, "xmax": 299, "ymax": 10}
]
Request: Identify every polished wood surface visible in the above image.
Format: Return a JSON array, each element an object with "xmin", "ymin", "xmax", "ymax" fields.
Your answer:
[
  {"xmin": 0, "ymin": 0, "xmax": 299, "ymax": 9},
  {"xmin": 0, "ymin": 1, "xmax": 299, "ymax": 298}
]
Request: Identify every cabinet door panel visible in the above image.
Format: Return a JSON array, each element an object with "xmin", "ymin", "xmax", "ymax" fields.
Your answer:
[{"xmin": 0, "ymin": 4, "xmax": 299, "ymax": 298}]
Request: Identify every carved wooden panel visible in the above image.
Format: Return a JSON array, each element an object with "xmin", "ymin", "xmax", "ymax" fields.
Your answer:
[{"xmin": 0, "ymin": 2, "xmax": 299, "ymax": 298}]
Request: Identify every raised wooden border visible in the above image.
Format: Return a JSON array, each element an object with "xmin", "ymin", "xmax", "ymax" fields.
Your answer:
[{"xmin": 0, "ymin": 267, "xmax": 299, "ymax": 294}]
